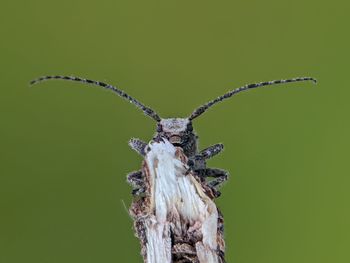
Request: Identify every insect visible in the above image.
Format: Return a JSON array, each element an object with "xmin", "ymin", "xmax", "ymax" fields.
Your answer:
[
  {"xmin": 30, "ymin": 75, "xmax": 316, "ymax": 195},
  {"xmin": 30, "ymin": 75, "xmax": 316, "ymax": 262}
]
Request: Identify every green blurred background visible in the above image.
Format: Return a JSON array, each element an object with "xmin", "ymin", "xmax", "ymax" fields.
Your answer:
[{"xmin": 1, "ymin": 0, "xmax": 349, "ymax": 262}]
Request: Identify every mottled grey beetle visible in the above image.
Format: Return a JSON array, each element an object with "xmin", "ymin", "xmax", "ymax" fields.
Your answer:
[{"xmin": 30, "ymin": 75, "xmax": 316, "ymax": 198}]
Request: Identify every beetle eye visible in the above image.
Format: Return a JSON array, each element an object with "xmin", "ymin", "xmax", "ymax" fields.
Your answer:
[
  {"xmin": 156, "ymin": 124, "xmax": 163, "ymax": 132},
  {"xmin": 187, "ymin": 122, "xmax": 193, "ymax": 132}
]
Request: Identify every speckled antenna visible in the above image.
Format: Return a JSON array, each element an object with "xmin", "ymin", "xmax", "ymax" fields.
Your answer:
[
  {"xmin": 189, "ymin": 77, "xmax": 317, "ymax": 120},
  {"xmin": 30, "ymin": 75, "xmax": 161, "ymax": 122}
]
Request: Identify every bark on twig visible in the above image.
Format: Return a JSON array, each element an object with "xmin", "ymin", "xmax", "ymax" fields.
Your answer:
[{"xmin": 130, "ymin": 139, "xmax": 225, "ymax": 263}]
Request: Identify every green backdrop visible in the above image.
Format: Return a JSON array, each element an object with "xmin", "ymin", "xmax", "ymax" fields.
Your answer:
[{"xmin": 1, "ymin": 0, "xmax": 349, "ymax": 262}]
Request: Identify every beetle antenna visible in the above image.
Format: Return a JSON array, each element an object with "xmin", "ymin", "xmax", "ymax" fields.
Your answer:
[
  {"xmin": 189, "ymin": 77, "xmax": 317, "ymax": 121},
  {"xmin": 30, "ymin": 75, "xmax": 161, "ymax": 122}
]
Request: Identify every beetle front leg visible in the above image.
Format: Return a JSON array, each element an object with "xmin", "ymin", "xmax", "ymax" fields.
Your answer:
[
  {"xmin": 199, "ymin": 143, "xmax": 224, "ymax": 160},
  {"xmin": 128, "ymin": 138, "xmax": 148, "ymax": 156}
]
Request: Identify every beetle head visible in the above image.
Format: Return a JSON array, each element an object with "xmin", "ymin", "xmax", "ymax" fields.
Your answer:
[{"xmin": 156, "ymin": 118, "xmax": 194, "ymax": 145}]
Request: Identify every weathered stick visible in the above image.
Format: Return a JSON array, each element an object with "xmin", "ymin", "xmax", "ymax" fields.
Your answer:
[{"xmin": 130, "ymin": 139, "xmax": 225, "ymax": 263}]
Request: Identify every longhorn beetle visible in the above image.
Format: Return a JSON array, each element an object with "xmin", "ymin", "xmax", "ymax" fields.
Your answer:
[
  {"xmin": 30, "ymin": 76, "xmax": 316, "ymax": 198},
  {"xmin": 30, "ymin": 75, "xmax": 316, "ymax": 262}
]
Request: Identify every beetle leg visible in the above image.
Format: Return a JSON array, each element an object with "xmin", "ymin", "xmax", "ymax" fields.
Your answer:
[
  {"xmin": 127, "ymin": 170, "xmax": 143, "ymax": 187},
  {"xmin": 127, "ymin": 170, "xmax": 145, "ymax": 196},
  {"xmin": 205, "ymin": 168, "xmax": 229, "ymax": 188},
  {"xmin": 195, "ymin": 168, "xmax": 229, "ymax": 197},
  {"xmin": 199, "ymin": 144, "xmax": 224, "ymax": 160},
  {"xmin": 187, "ymin": 144, "xmax": 224, "ymax": 171},
  {"xmin": 128, "ymin": 138, "xmax": 148, "ymax": 156}
]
